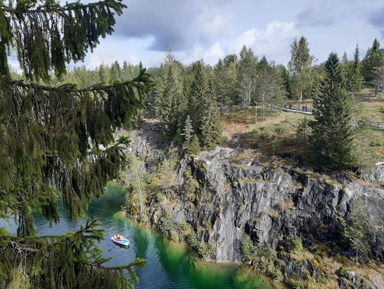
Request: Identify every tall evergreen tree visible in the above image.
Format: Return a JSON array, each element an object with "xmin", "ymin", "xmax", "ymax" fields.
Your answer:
[
  {"xmin": 308, "ymin": 53, "xmax": 355, "ymax": 171},
  {"xmin": 189, "ymin": 60, "xmax": 208, "ymax": 133},
  {"xmin": 288, "ymin": 36, "xmax": 314, "ymax": 101},
  {"xmin": 160, "ymin": 65, "xmax": 180, "ymax": 139},
  {"xmin": 158, "ymin": 51, "xmax": 186, "ymax": 141},
  {"xmin": 98, "ymin": 63, "xmax": 111, "ymax": 83},
  {"xmin": 0, "ymin": 1, "xmax": 151, "ymax": 287},
  {"xmin": 110, "ymin": 60, "xmax": 122, "ymax": 82},
  {"xmin": 351, "ymin": 45, "xmax": 363, "ymax": 91},
  {"xmin": 200, "ymin": 79, "xmax": 222, "ymax": 149},
  {"xmin": 362, "ymin": 39, "xmax": 384, "ymax": 86},
  {"xmin": 256, "ymin": 56, "xmax": 285, "ymax": 121},
  {"xmin": 182, "ymin": 115, "xmax": 194, "ymax": 145},
  {"xmin": 238, "ymin": 45, "xmax": 257, "ymax": 122}
]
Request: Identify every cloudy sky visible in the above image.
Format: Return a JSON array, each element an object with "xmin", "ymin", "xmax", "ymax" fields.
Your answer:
[{"xmin": 84, "ymin": 0, "xmax": 384, "ymax": 69}]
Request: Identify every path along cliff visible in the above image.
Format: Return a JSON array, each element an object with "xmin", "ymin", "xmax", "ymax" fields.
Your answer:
[{"xmin": 120, "ymin": 120, "xmax": 384, "ymax": 289}]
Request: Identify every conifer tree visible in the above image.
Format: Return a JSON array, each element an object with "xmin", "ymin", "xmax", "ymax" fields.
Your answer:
[
  {"xmin": 238, "ymin": 46, "xmax": 257, "ymax": 122},
  {"xmin": 188, "ymin": 135, "xmax": 201, "ymax": 155},
  {"xmin": 126, "ymin": 152, "xmax": 147, "ymax": 218},
  {"xmin": 256, "ymin": 56, "xmax": 285, "ymax": 121},
  {"xmin": 189, "ymin": 60, "xmax": 208, "ymax": 132},
  {"xmin": 98, "ymin": 63, "xmax": 111, "ymax": 83},
  {"xmin": 308, "ymin": 53, "xmax": 355, "ymax": 171},
  {"xmin": 200, "ymin": 80, "xmax": 222, "ymax": 149},
  {"xmin": 159, "ymin": 52, "xmax": 185, "ymax": 140},
  {"xmin": 351, "ymin": 45, "xmax": 363, "ymax": 91},
  {"xmin": 182, "ymin": 115, "xmax": 194, "ymax": 145},
  {"xmin": 362, "ymin": 39, "xmax": 384, "ymax": 85},
  {"xmin": 288, "ymin": 36, "xmax": 314, "ymax": 101},
  {"xmin": 160, "ymin": 65, "xmax": 180, "ymax": 139},
  {"xmin": 0, "ymin": 1, "xmax": 151, "ymax": 287},
  {"xmin": 213, "ymin": 57, "xmax": 239, "ymax": 113}
]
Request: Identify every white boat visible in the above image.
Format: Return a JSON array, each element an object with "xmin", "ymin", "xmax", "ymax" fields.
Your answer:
[{"xmin": 111, "ymin": 234, "xmax": 130, "ymax": 247}]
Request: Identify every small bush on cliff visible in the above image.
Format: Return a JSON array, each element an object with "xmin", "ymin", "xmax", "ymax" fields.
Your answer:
[
  {"xmin": 188, "ymin": 135, "xmax": 201, "ymax": 154},
  {"xmin": 183, "ymin": 168, "xmax": 200, "ymax": 200},
  {"xmin": 184, "ymin": 226, "xmax": 212, "ymax": 259},
  {"xmin": 343, "ymin": 198, "xmax": 371, "ymax": 262},
  {"xmin": 147, "ymin": 158, "xmax": 177, "ymax": 195},
  {"xmin": 241, "ymin": 235, "xmax": 277, "ymax": 268},
  {"xmin": 158, "ymin": 210, "xmax": 179, "ymax": 242},
  {"xmin": 242, "ymin": 235, "xmax": 257, "ymax": 263}
]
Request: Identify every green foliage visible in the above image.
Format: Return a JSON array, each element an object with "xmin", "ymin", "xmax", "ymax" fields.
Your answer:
[
  {"xmin": 241, "ymin": 235, "xmax": 257, "ymax": 263},
  {"xmin": 343, "ymin": 198, "xmax": 371, "ymax": 262},
  {"xmin": 0, "ymin": 72, "xmax": 151, "ymax": 232},
  {"xmin": 0, "ymin": 219, "xmax": 146, "ymax": 288},
  {"xmin": 146, "ymin": 158, "xmax": 177, "ymax": 194},
  {"xmin": 213, "ymin": 57, "xmax": 239, "ymax": 109},
  {"xmin": 1, "ymin": 0, "xmax": 126, "ymax": 81},
  {"xmin": 238, "ymin": 45, "xmax": 258, "ymax": 110},
  {"xmin": 182, "ymin": 115, "xmax": 194, "ymax": 144},
  {"xmin": 256, "ymin": 57, "xmax": 286, "ymax": 120},
  {"xmin": 362, "ymin": 39, "xmax": 384, "ymax": 85},
  {"xmin": 0, "ymin": 1, "xmax": 153, "ymax": 287},
  {"xmin": 183, "ymin": 168, "xmax": 200, "ymax": 197},
  {"xmin": 308, "ymin": 53, "xmax": 356, "ymax": 171},
  {"xmin": 200, "ymin": 80, "xmax": 222, "ymax": 149},
  {"xmin": 185, "ymin": 227, "xmax": 212, "ymax": 259},
  {"xmin": 296, "ymin": 117, "xmax": 311, "ymax": 149},
  {"xmin": 125, "ymin": 152, "xmax": 148, "ymax": 218},
  {"xmin": 160, "ymin": 64, "xmax": 181, "ymax": 139},
  {"xmin": 158, "ymin": 210, "xmax": 176, "ymax": 240},
  {"xmin": 241, "ymin": 235, "xmax": 277, "ymax": 267},
  {"xmin": 288, "ymin": 36, "xmax": 315, "ymax": 100},
  {"xmin": 351, "ymin": 45, "xmax": 364, "ymax": 91},
  {"xmin": 188, "ymin": 135, "xmax": 201, "ymax": 155}
]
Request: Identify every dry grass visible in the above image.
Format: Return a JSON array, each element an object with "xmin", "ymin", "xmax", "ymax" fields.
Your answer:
[
  {"xmin": 222, "ymin": 106, "xmax": 310, "ymax": 141},
  {"xmin": 222, "ymin": 108, "xmax": 310, "ymax": 158}
]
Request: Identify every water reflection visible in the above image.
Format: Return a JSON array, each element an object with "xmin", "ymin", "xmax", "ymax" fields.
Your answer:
[
  {"xmin": 132, "ymin": 225, "xmax": 150, "ymax": 259},
  {"xmin": 1, "ymin": 183, "xmax": 275, "ymax": 289}
]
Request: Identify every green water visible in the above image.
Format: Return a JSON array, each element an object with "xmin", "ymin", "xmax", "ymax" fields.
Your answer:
[{"xmin": 2, "ymin": 183, "xmax": 276, "ymax": 289}]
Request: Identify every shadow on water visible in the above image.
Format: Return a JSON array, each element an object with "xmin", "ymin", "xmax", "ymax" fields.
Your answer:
[{"xmin": 1, "ymin": 182, "xmax": 276, "ymax": 289}]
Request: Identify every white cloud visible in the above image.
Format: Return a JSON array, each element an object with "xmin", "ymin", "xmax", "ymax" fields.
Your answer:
[
  {"xmin": 231, "ymin": 21, "xmax": 298, "ymax": 63},
  {"xmin": 178, "ymin": 42, "xmax": 224, "ymax": 65},
  {"xmin": 198, "ymin": 14, "xmax": 232, "ymax": 41}
]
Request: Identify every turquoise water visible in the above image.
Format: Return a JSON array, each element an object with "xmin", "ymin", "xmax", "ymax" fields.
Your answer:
[{"xmin": 1, "ymin": 183, "xmax": 275, "ymax": 289}]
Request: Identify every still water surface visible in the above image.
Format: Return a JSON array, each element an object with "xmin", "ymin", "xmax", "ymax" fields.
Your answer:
[{"xmin": 2, "ymin": 183, "xmax": 275, "ymax": 289}]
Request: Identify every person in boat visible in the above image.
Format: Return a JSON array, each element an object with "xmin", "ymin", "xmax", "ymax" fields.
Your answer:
[{"xmin": 114, "ymin": 234, "xmax": 123, "ymax": 241}]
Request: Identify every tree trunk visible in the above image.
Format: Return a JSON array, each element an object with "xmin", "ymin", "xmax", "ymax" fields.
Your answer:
[{"xmin": 255, "ymin": 104, "xmax": 258, "ymax": 124}]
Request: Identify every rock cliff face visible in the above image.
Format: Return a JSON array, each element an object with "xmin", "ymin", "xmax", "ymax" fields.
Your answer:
[
  {"xmin": 123, "ymin": 122, "xmax": 384, "ymax": 288},
  {"xmin": 154, "ymin": 148, "xmax": 384, "ymax": 264}
]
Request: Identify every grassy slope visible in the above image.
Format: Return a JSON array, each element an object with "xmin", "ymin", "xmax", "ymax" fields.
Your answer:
[{"xmin": 221, "ymin": 92, "xmax": 384, "ymax": 169}]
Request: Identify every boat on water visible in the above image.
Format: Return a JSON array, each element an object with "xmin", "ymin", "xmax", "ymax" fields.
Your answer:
[{"xmin": 111, "ymin": 234, "xmax": 130, "ymax": 247}]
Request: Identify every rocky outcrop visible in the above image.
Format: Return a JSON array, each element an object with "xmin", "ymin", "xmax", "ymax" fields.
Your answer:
[
  {"xmin": 146, "ymin": 147, "xmax": 384, "ymax": 264},
  {"xmin": 368, "ymin": 162, "xmax": 384, "ymax": 183},
  {"xmin": 123, "ymin": 122, "xmax": 384, "ymax": 288}
]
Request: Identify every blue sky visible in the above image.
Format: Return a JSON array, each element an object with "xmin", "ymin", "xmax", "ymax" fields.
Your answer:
[{"xmin": 78, "ymin": 0, "xmax": 384, "ymax": 68}]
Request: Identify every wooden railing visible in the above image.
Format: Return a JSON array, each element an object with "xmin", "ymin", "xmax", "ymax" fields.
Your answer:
[
  {"xmin": 275, "ymin": 104, "xmax": 384, "ymax": 130},
  {"xmin": 369, "ymin": 122, "xmax": 384, "ymax": 129}
]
